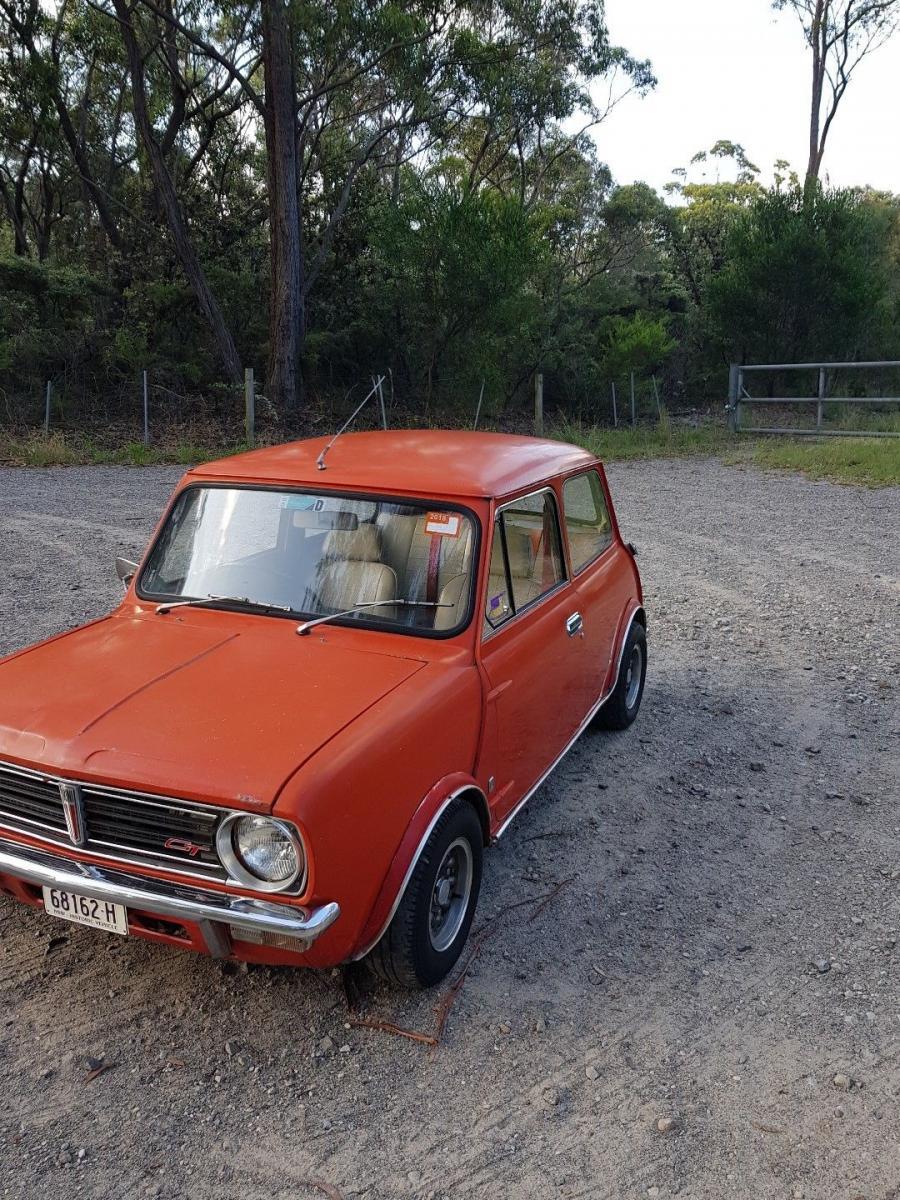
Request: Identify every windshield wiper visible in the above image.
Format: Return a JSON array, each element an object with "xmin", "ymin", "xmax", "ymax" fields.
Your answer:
[
  {"xmin": 296, "ymin": 599, "xmax": 453, "ymax": 636},
  {"xmin": 156, "ymin": 594, "xmax": 293, "ymax": 616}
]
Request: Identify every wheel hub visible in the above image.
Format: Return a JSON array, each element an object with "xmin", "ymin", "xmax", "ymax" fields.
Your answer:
[
  {"xmin": 625, "ymin": 642, "xmax": 643, "ymax": 709},
  {"xmin": 428, "ymin": 837, "xmax": 474, "ymax": 953}
]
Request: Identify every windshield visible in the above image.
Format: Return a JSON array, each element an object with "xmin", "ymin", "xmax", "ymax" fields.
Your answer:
[{"xmin": 139, "ymin": 487, "xmax": 477, "ymax": 634}]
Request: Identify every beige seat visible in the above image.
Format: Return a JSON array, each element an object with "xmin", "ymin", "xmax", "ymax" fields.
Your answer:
[
  {"xmin": 566, "ymin": 521, "xmax": 611, "ymax": 570},
  {"xmin": 504, "ymin": 528, "xmax": 543, "ymax": 609},
  {"xmin": 403, "ymin": 516, "xmax": 474, "ymax": 630},
  {"xmin": 484, "ymin": 527, "xmax": 542, "ymax": 631},
  {"xmin": 314, "ymin": 525, "xmax": 397, "ymax": 615}
]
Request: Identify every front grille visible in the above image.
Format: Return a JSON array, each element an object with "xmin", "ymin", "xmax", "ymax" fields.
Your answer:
[
  {"xmin": 0, "ymin": 762, "xmax": 225, "ymax": 881},
  {"xmin": 0, "ymin": 764, "xmax": 67, "ymax": 835}
]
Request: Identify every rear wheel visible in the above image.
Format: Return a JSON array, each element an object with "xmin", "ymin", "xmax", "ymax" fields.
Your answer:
[
  {"xmin": 366, "ymin": 799, "xmax": 483, "ymax": 989},
  {"xmin": 595, "ymin": 621, "xmax": 647, "ymax": 731}
]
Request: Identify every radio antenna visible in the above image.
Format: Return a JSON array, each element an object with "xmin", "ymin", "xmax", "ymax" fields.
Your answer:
[{"xmin": 317, "ymin": 375, "xmax": 386, "ymax": 471}]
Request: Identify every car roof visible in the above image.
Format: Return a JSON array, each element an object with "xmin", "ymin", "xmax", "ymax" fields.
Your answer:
[{"xmin": 188, "ymin": 430, "xmax": 600, "ymax": 500}]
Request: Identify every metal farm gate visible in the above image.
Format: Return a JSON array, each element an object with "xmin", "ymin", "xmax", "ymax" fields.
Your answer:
[{"xmin": 727, "ymin": 361, "xmax": 900, "ymax": 437}]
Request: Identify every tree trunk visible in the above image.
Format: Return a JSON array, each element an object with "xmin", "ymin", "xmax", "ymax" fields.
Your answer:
[
  {"xmin": 262, "ymin": 0, "xmax": 303, "ymax": 412},
  {"xmin": 53, "ymin": 95, "xmax": 125, "ymax": 252},
  {"xmin": 805, "ymin": 0, "xmax": 827, "ymax": 188},
  {"xmin": 113, "ymin": 0, "xmax": 242, "ymax": 384},
  {"xmin": 0, "ymin": 171, "xmax": 29, "ymax": 255}
]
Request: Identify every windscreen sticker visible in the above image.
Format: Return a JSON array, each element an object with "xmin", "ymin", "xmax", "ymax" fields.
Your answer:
[
  {"xmin": 489, "ymin": 593, "xmax": 505, "ymax": 611},
  {"xmin": 281, "ymin": 494, "xmax": 318, "ymax": 511},
  {"xmin": 425, "ymin": 512, "xmax": 461, "ymax": 537}
]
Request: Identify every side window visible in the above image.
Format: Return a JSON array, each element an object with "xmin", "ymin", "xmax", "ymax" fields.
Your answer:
[
  {"xmin": 562, "ymin": 470, "xmax": 612, "ymax": 572},
  {"xmin": 483, "ymin": 518, "xmax": 513, "ymax": 633},
  {"xmin": 483, "ymin": 491, "xmax": 565, "ymax": 636}
]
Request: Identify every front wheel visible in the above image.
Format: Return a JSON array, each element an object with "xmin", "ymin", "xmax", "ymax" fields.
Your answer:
[
  {"xmin": 595, "ymin": 621, "xmax": 647, "ymax": 731},
  {"xmin": 365, "ymin": 799, "xmax": 483, "ymax": 989}
]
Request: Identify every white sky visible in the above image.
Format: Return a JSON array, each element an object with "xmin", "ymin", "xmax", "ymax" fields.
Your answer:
[{"xmin": 592, "ymin": 0, "xmax": 900, "ymax": 194}]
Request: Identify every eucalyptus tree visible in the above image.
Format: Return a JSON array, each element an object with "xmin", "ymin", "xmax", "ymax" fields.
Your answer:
[
  {"xmin": 131, "ymin": 0, "xmax": 653, "ymax": 411},
  {"xmin": 0, "ymin": 0, "xmax": 127, "ymax": 254},
  {"xmin": 774, "ymin": 0, "xmax": 900, "ymax": 186}
]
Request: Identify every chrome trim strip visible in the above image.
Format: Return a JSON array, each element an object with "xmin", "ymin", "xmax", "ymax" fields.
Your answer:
[
  {"xmin": 0, "ymin": 761, "xmax": 61, "ymax": 785},
  {"xmin": 0, "ymin": 823, "xmax": 235, "ymax": 886},
  {"xmin": 0, "ymin": 837, "xmax": 339, "ymax": 946},
  {"xmin": 494, "ymin": 605, "xmax": 645, "ymax": 839},
  {"xmin": 0, "ymin": 812, "xmax": 68, "ymax": 838},
  {"xmin": 85, "ymin": 837, "xmax": 222, "ymax": 874},
  {"xmin": 495, "ymin": 485, "xmax": 563, "ymax": 521},
  {"xmin": 0, "ymin": 760, "xmax": 218, "ymax": 816},
  {"xmin": 351, "ymin": 784, "xmax": 488, "ymax": 961},
  {"xmin": 79, "ymin": 781, "xmax": 227, "ymax": 817}
]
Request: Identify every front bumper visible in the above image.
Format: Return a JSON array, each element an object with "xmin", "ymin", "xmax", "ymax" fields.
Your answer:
[{"xmin": 0, "ymin": 836, "xmax": 339, "ymax": 957}]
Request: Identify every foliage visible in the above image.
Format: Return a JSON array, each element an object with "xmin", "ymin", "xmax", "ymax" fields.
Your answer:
[
  {"xmin": 0, "ymin": 1, "xmax": 898, "ymax": 430},
  {"xmin": 705, "ymin": 185, "xmax": 895, "ymax": 366}
]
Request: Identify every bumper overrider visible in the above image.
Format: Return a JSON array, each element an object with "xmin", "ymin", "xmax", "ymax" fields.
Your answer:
[{"xmin": 0, "ymin": 836, "xmax": 339, "ymax": 958}]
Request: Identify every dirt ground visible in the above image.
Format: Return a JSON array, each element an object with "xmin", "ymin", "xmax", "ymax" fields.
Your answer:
[{"xmin": 0, "ymin": 459, "xmax": 898, "ymax": 1200}]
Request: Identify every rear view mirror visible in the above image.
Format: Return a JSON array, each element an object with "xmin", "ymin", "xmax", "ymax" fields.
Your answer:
[
  {"xmin": 116, "ymin": 557, "xmax": 138, "ymax": 588},
  {"xmin": 289, "ymin": 510, "xmax": 359, "ymax": 531}
]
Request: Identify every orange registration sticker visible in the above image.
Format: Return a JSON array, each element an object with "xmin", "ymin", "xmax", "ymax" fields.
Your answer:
[{"xmin": 425, "ymin": 512, "xmax": 461, "ymax": 537}]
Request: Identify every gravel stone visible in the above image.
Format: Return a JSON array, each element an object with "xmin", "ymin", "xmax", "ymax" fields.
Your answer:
[{"xmin": 0, "ymin": 460, "xmax": 897, "ymax": 1199}]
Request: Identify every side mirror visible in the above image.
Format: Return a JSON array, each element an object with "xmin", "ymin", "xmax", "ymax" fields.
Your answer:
[{"xmin": 116, "ymin": 557, "xmax": 138, "ymax": 588}]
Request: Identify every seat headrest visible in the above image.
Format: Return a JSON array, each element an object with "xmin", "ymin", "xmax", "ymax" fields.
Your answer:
[
  {"xmin": 504, "ymin": 528, "xmax": 534, "ymax": 578},
  {"xmin": 323, "ymin": 524, "xmax": 382, "ymax": 562}
]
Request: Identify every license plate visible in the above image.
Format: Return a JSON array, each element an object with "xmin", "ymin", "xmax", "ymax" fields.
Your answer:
[{"xmin": 42, "ymin": 887, "xmax": 128, "ymax": 936}]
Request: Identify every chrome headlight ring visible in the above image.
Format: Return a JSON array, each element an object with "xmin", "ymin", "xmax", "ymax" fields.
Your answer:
[{"xmin": 215, "ymin": 813, "xmax": 307, "ymax": 894}]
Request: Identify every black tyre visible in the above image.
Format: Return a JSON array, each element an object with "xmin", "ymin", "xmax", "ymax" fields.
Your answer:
[
  {"xmin": 366, "ymin": 799, "xmax": 483, "ymax": 989},
  {"xmin": 595, "ymin": 621, "xmax": 647, "ymax": 731}
]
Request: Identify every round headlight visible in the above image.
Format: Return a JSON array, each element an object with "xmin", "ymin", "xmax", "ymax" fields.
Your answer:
[{"xmin": 218, "ymin": 815, "xmax": 304, "ymax": 891}]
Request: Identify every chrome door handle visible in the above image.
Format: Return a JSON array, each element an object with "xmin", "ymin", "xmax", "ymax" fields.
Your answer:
[{"xmin": 566, "ymin": 612, "xmax": 583, "ymax": 637}]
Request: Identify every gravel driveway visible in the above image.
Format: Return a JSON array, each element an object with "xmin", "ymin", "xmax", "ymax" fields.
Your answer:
[{"xmin": 0, "ymin": 460, "xmax": 898, "ymax": 1200}]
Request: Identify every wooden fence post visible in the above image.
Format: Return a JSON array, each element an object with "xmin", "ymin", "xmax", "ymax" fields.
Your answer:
[
  {"xmin": 244, "ymin": 367, "xmax": 255, "ymax": 448},
  {"xmin": 630, "ymin": 372, "xmax": 636, "ymax": 427},
  {"xmin": 652, "ymin": 376, "xmax": 662, "ymax": 418},
  {"xmin": 44, "ymin": 381, "xmax": 51, "ymax": 436},
  {"xmin": 534, "ymin": 372, "xmax": 544, "ymax": 435},
  {"xmin": 611, "ymin": 382, "xmax": 618, "ymax": 427},
  {"xmin": 142, "ymin": 370, "xmax": 149, "ymax": 445}
]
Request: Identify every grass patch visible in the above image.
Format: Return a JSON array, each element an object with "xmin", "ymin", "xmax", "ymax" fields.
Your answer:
[
  {"xmin": 3, "ymin": 420, "xmax": 898, "ymax": 488},
  {"xmin": 726, "ymin": 434, "xmax": 900, "ymax": 488},
  {"xmin": 0, "ymin": 431, "xmax": 246, "ymax": 467},
  {"xmin": 553, "ymin": 415, "xmax": 900, "ymax": 487},
  {"xmin": 551, "ymin": 414, "xmax": 729, "ymax": 461}
]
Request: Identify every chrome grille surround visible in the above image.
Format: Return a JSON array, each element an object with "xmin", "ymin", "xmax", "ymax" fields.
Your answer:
[{"xmin": 0, "ymin": 759, "xmax": 230, "ymax": 884}]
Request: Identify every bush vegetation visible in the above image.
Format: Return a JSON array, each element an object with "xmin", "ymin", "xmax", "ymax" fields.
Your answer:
[{"xmin": 2, "ymin": 0, "xmax": 900, "ymax": 442}]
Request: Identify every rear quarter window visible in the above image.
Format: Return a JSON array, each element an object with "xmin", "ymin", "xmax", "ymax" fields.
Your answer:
[{"xmin": 562, "ymin": 470, "xmax": 613, "ymax": 573}]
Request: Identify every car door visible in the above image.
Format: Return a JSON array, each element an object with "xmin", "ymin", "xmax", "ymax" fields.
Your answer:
[
  {"xmin": 561, "ymin": 467, "xmax": 632, "ymax": 711},
  {"xmin": 478, "ymin": 488, "xmax": 586, "ymax": 828}
]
